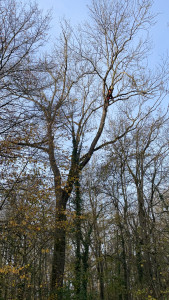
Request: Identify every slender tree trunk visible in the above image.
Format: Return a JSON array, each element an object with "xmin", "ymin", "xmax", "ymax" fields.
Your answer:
[
  {"xmin": 97, "ymin": 257, "xmax": 105, "ymax": 300},
  {"xmin": 0, "ymin": 243, "xmax": 3, "ymax": 300},
  {"xmin": 137, "ymin": 182, "xmax": 155, "ymax": 294},
  {"xmin": 18, "ymin": 235, "xmax": 27, "ymax": 300},
  {"xmin": 135, "ymin": 235, "xmax": 144, "ymax": 285},
  {"xmin": 121, "ymin": 233, "xmax": 129, "ymax": 300},
  {"xmin": 81, "ymin": 224, "xmax": 92, "ymax": 300},
  {"xmin": 74, "ymin": 172, "xmax": 82, "ymax": 298}
]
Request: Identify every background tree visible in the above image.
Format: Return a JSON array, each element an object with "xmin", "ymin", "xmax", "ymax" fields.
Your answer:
[
  {"xmin": 94, "ymin": 106, "xmax": 169, "ymax": 299},
  {"xmin": 0, "ymin": 0, "xmax": 50, "ymax": 211}
]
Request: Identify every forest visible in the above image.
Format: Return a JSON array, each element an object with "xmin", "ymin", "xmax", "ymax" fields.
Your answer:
[{"xmin": 0, "ymin": 0, "xmax": 169, "ymax": 299}]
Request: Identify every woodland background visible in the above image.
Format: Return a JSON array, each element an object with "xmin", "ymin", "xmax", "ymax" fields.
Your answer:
[{"xmin": 0, "ymin": 0, "xmax": 169, "ymax": 299}]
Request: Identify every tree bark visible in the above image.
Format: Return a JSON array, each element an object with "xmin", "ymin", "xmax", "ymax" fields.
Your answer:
[
  {"xmin": 50, "ymin": 205, "xmax": 66, "ymax": 298},
  {"xmin": 47, "ymin": 124, "xmax": 67, "ymax": 299}
]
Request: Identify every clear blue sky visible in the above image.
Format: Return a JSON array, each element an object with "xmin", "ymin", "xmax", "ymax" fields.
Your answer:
[{"xmin": 151, "ymin": 1, "xmax": 169, "ymax": 63}]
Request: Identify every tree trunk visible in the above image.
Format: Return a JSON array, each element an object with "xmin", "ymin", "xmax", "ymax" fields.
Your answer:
[
  {"xmin": 74, "ymin": 173, "xmax": 82, "ymax": 298},
  {"xmin": 81, "ymin": 224, "xmax": 92, "ymax": 300},
  {"xmin": 50, "ymin": 194, "xmax": 67, "ymax": 299},
  {"xmin": 48, "ymin": 125, "xmax": 67, "ymax": 299}
]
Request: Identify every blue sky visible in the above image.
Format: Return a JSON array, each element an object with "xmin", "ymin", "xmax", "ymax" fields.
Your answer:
[
  {"xmin": 151, "ymin": 1, "xmax": 169, "ymax": 63},
  {"xmin": 38, "ymin": 0, "xmax": 90, "ymax": 29}
]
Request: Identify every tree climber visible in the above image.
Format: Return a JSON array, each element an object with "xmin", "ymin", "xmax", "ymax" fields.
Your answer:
[{"xmin": 106, "ymin": 87, "xmax": 113, "ymax": 105}]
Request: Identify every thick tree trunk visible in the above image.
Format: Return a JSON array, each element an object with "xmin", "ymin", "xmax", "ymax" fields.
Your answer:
[
  {"xmin": 50, "ymin": 213, "xmax": 66, "ymax": 298},
  {"xmin": 48, "ymin": 125, "xmax": 67, "ymax": 299},
  {"xmin": 50, "ymin": 192, "xmax": 67, "ymax": 299}
]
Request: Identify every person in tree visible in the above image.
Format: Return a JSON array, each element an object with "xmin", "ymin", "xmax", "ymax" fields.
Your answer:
[{"xmin": 106, "ymin": 87, "xmax": 113, "ymax": 105}]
